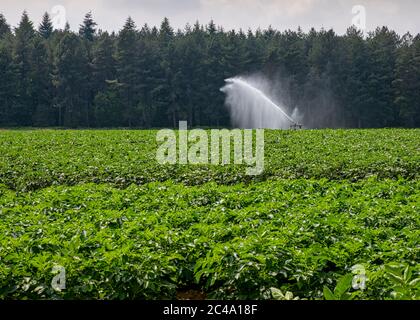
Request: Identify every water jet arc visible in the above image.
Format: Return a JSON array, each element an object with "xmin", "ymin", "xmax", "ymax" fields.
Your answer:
[{"xmin": 221, "ymin": 78, "xmax": 301, "ymax": 127}]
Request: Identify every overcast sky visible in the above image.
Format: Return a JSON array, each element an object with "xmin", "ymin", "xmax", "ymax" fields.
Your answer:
[{"xmin": 1, "ymin": 0, "xmax": 419, "ymax": 35}]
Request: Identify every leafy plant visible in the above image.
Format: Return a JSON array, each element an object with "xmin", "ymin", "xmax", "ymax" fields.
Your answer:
[
  {"xmin": 323, "ymin": 274, "xmax": 355, "ymax": 300},
  {"xmin": 0, "ymin": 129, "xmax": 419, "ymax": 300},
  {"xmin": 270, "ymin": 288, "xmax": 301, "ymax": 300},
  {"xmin": 384, "ymin": 263, "xmax": 420, "ymax": 300}
]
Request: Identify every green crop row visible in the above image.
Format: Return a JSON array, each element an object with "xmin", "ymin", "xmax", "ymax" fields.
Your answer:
[
  {"xmin": 1, "ymin": 178, "xmax": 418, "ymax": 300},
  {"xmin": 0, "ymin": 129, "xmax": 418, "ymax": 191}
]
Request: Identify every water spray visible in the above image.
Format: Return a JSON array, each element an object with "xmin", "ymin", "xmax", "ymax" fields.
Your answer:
[{"xmin": 221, "ymin": 77, "xmax": 303, "ymax": 129}]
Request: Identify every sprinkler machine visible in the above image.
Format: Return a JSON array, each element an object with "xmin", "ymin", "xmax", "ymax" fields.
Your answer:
[{"xmin": 289, "ymin": 122, "xmax": 303, "ymax": 130}]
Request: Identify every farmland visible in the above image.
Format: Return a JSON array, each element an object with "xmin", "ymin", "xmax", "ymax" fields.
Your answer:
[{"xmin": 0, "ymin": 129, "xmax": 419, "ymax": 300}]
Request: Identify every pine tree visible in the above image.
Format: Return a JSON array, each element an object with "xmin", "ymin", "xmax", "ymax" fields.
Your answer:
[
  {"xmin": 0, "ymin": 14, "xmax": 14, "ymax": 125},
  {"xmin": 242, "ymin": 29, "xmax": 263, "ymax": 73},
  {"xmin": 92, "ymin": 32, "xmax": 117, "ymax": 92},
  {"xmin": 31, "ymin": 36, "xmax": 54, "ymax": 126},
  {"xmin": 39, "ymin": 12, "xmax": 53, "ymax": 39},
  {"xmin": 78, "ymin": 12, "xmax": 99, "ymax": 126},
  {"xmin": 0, "ymin": 13, "xmax": 11, "ymax": 39},
  {"xmin": 79, "ymin": 12, "xmax": 97, "ymax": 41},
  {"xmin": 13, "ymin": 11, "xmax": 36, "ymax": 125},
  {"xmin": 394, "ymin": 33, "xmax": 420, "ymax": 127},
  {"xmin": 116, "ymin": 17, "xmax": 141, "ymax": 127},
  {"xmin": 0, "ymin": 42, "xmax": 17, "ymax": 125},
  {"xmin": 64, "ymin": 22, "xmax": 70, "ymax": 32},
  {"xmin": 366, "ymin": 27, "xmax": 400, "ymax": 127},
  {"xmin": 342, "ymin": 26, "xmax": 371, "ymax": 128},
  {"xmin": 188, "ymin": 22, "xmax": 207, "ymax": 126},
  {"xmin": 159, "ymin": 17, "xmax": 174, "ymax": 43},
  {"xmin": 156, "ymin": 17, "xmax": 177, "ymax": 127},
  {"xmin": 54, "ymin": 33, "xmax": 89, "ymax": 127},
  {"xmin": 203, "ymin": 21, "xmax": 225, "ymax": 126},
  {"xmin": 94, "ymin": 80, "xmax": 122, "ymax": 127},
  {"xmin": 207, "ymin": 20, "xmax": 216, "ymax": 36},
  {"xmin": 92, "ymin": 32, "xmax": 119, "ymax": 126},
  {"xmin": 137, "ymin": 25, "xmax": 160, "ymax": 127}
]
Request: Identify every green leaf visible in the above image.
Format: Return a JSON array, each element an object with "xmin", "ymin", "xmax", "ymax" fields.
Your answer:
[
  {"xmin": 408, "ymin": 278, "xmax": 420, "ymax": 287},
  {"xmin": 270, "ymin": 287, "xmax": 284, "ymax": 300},
  {"xmin": 323, "ymin": 286, "xmax": 336, "ymax": 300},
  {"xmin": 403, "ymin": 266, "xmax": 412, "ymax": 282},
  {"xmin": 386, "ymin": 272, "xmax": 404, "ymax": 285},
  {"xmin": 284, "ymin": 291, "xmax": 294, "ymax": 300},
  {"xmin": 334, "ymin": 274, "xmax": 353, "ymax": 297},
  {"xmin": 340, "ymin": 292, "xmax": 354, "ymax": 300}
]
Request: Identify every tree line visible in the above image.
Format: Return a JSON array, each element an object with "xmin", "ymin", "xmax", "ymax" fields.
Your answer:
[{"xmin": 0, "ymin": 11, "xmax": 419, "ymax": 128}]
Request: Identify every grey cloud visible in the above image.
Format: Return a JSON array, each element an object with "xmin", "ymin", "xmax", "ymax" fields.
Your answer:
[
  {"xmin": 110, "ymin": 0, "xmax": 202, "ymax": 13},
  {"xmin": 0, "ymin": 0, "xmax": 418, "ymax": 35}
]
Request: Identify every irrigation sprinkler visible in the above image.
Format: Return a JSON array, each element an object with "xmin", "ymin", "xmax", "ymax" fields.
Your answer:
[
  {"xmin": 221, "ymin": 77, "xmax": 305, "ymax": 130},
  {"xmin": 289, "ymin": 122, "xmax": 303, "ymax": 130}
]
